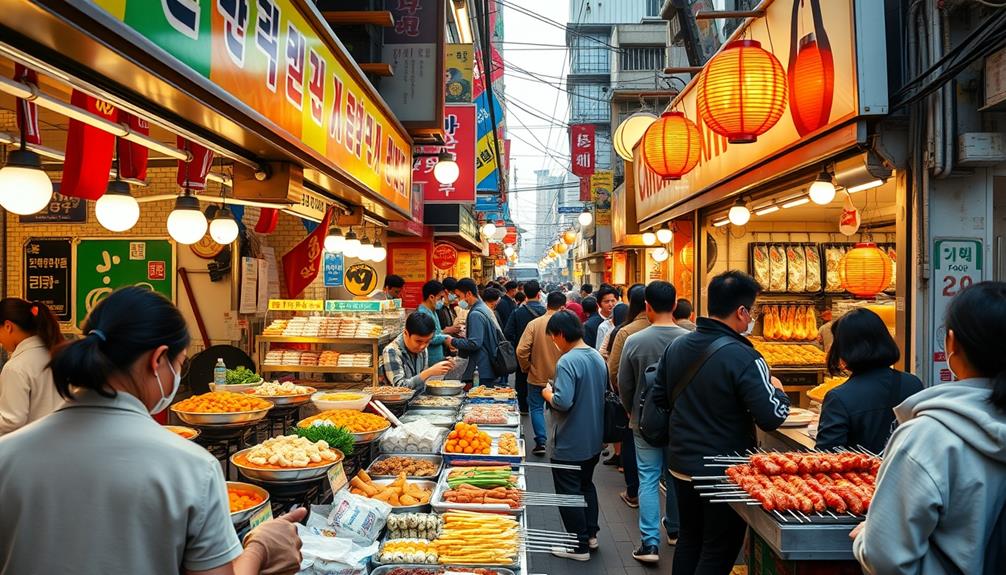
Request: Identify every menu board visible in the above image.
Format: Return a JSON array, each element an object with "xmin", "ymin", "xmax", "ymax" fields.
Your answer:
[
  {"xmin": 75, "ymin": 239, "xmax": 174, "ymax": 328},
  {"xmin": 19, "ymin": 188, "xmax": 86, "ymax": 224},
  {"xmin": 23, "ymin": 238, "xmax": 72, "ymax": 322}
]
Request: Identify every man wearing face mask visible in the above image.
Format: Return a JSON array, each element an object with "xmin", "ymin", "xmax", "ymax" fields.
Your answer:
[
  {"xmin": 449, "ymin": 278, "xmax": 503, "ymax": 385},
  {"xmin": 415, "ymin": 280, "xmax": 453, "ymax": 364},
  {"xmin": 652, "ymin": 270, "xmax": 789, "ymax": 575}
]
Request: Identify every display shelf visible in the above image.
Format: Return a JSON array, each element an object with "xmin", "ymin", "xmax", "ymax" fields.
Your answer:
[
  {"xmin": 260, "ymin": 365, "xmax": 375, "ymax": 374},
  {"xmin": 258, "ymin": 335, "xmax": 393, "ymax": 345}
]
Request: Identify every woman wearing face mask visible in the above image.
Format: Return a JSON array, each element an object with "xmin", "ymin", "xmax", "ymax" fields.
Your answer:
[
  {"xmin": 0, "ymin": 287, "xmax": 305, "ymax": 575},
  {"xmin": 0, "ymin": 299, "xmax": 64, "ymax": 435},
  {"xmin": 852, "ymin": 282, "xmax": 1006, "ymax": 574}
]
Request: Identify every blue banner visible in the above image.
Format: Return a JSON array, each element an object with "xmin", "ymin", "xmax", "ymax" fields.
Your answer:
[
  {"xmin": 475, "ymin": 90, "xmax": 504, "ymax": 191},
  {"xmin": 324, "ymin": 253, "xmax": 344, "ymax": 287}
]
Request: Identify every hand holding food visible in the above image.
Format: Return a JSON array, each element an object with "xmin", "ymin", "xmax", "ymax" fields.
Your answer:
[
  {"xmin": 241, "ymin": 507, "xmax": 307, "ymax": 575},
  {"xmin": 174, "ymin": 391, "xmax": 271, "ymax": 413}
]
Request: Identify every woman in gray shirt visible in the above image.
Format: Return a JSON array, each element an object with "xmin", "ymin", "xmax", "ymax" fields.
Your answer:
[{"xmin": 0, "ymin": 287, "xmax": 303, "ymax": 575}]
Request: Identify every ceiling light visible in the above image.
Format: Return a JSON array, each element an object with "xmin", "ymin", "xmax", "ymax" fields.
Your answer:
[
  {"xmin": 754, "ymin": 204, "xmax": 780, "ymax": 216},
  {"xmin": 847, "ymin": 179, "xmax": 884, "ymax": 194},
  {"xmin": 482, "ymin": 222, "xmax": 497, "ymax": 237},
  {"xmin": 808, "ymin": 170, "xmax": 837, "ymax": 205},
  {"xmin": 433, "ymin": 151, "xmax": 460, "ymax": 185},
  {"xmin": 782, "ymin": 196, "xmax": 810, "ymax": 209},
  {"xmin": 372, "ymin": 239, "xmax": 387, "ymax": 263},
  {"xmin": 641, "ymin": 231, "xmax": 656, "ymax": 246},
  {"xmin": 712, "ymin": 218, "xmax": 731, "ymax": 228},
  {"xmin": 209, "ymin": 206, "xmax": 239, "ymax": 244},
  {"xmin": 578, "ymin": 207, "xmax": 593, "ymax": 226},
  {"xmin": 0, "ymin": 149, "xmax": 53, "ymax": 215},
  {"xmin": 656, "ymin": 226, "xmax": 673, "ymax": 244},
  {"xmin": 167, "ymin": 193, "xmax": 208, "ymax": 245},
  {"xmin": 325, "ymin": 227, "xmax": 345, "ymax": 253},
  {"xmin": 652, "ymin": 247, "xmax": 670, "ymax": 262},
  {"xmin": 95, "ymin": 180, "xmax": 139, "ymax": 232},
  {"xmin": 451, "ymin": 0, "xmax": 473, "ymax": 43},
  {"xmin": 504, "ymin": 245, "xmax": 515, "ymax": 257},
  {"xmin": 727, "ymin": 198, "xmax": 751, "ymax": 226},
  {"xmin": 342, "ymin": 229, "xmax": 361, "ymax": 258},
  {"xmin": 357, "ymin": 234, "xmax": 374, "ymax": 261}
]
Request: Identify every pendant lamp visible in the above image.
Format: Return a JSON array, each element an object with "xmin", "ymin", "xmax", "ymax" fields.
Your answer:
[
  {"xmin": 728, "ymin": 198, "xmax": 751, "ymax": 226},
  {"xmin": 642, "ymin": 231, "xmax": 657, "ymax": 246},
  {"xmin": 652, "ymin": 247, "xmax": 670, "ymax": 263},
  {"xmin": 325, "ymin": 227, "xmax": 346, "ymax": 253},
  {"xmin": 0, "ymin": 148, "xmax": 53, "ymax": 215},
  {"xmin": 342, "ymin": 229, "xmax": 361, "ymax": 258},
  {"xmin": 641, "ymin": 111, "xmax": 702, "ymax": 180},
  {"xmin": 656, "ymin": 226, "xmax": 673, "ymax": 245},
  {"xmin": 167, "ymin": 192, "xmax": 208, "ymax": 245},
  {"xmin": 209, "ymin": 206, "xmax": 239, "ymax": 244},
  {"xmin": 839, "ymin": 243, "xmax": 892, "ymax": 298},
  {"xmin": 372, "ymin": 239, "xmax": 387, "ymax": 263},
  {"xmin": 808, "ymin": 170, "xmax": 837, "ymax": 205},
  {"xmin": 697, "ymin": 40, "xmax": 788, "ymax": 144},
  {"xmin": 95, "ymin": 180, "xmax": 140, "ymax": 232},
  {"xmin": 433, "ymin": 151, "xmax": 460, "ymax": 185},
  {"xmin": 578, "ymin": 207, "xmax": 593, "ymax": 227}
]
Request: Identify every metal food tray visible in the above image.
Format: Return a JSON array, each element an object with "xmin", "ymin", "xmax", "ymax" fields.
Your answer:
[
  {"xmin": 247, "ymin": 389, "xmax": 317, "ymax": 406},
  {"xmin": 369, "ymin": 565, "xmax": 515, "ymax": 575},
  {"xmin": 424, "ymin": 380, "xmax": 466, "ymax": 396},
  {"xmin": 367, "ymin": 454, "xmax": 444, "ymax": 480},
  {"xmin": 227, "ymin": 481, "xmax": 270, "ymax": 525},
  {"xmin": 409, "ymin": 395, "xmax": 464, "ymax": 410},
  {"xmin": 464, "ymin": 394, "xmax": 518, "ymax": 404},
  {"xmin": 400, "ymin": 409, "xmax": 459, "ymax": 428},
  {"xmin": 367, "ymin": 478, "xmax": 437, "ymax": 514},
  {"xmin": 172, "ymin": 405, "xmax": 272, "ymax": 426},
  {"xmin": 728, "ymin": 501, "xmax": 858, "ymax": 560},
  {"xmin": 351, "ymin": 423, "xmax": 391, "ymax": 444},
  {"xmin": 430, "ymin": 469, "xmax": 526, "ymax": 515},
  {"xmin": 432, "ymin": 512, "xmax": 524, "ymax": 570},
  {"xmin": 459, "ymin": 406, "xmax": 521, "ymax": 428},
  {"xmin": 230, "ymin": 447, "xmax": 343, "ymax": 482},
  {"xmin": 441, "ymin": 428, "xmax": 524, "ymax": 465}
]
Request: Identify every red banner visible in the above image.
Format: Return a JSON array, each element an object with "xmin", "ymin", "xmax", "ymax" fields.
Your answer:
[
  {"xmin": 570, "ymin": 124, "xmax": 595, "ymax": 177},
  {"xmin": 255, "ymin": 207, "xmax": 280, "ymax": 234},
  {"xmin": 61, "ymin": 90, "xmax": 117, "ymax": 200},
  {"xmin": 177, "ymin": 137, "xmax": 215, "ymax": 190},
  {"xmin": 415, "ymin": 104, "xmax": 476, "ymax": 202},
  {"xmin": 282, "ymin": 209, "xmax": 332, "ymax": 298},
  {"xmin": 579, "ymin": 177, "xmax": 591, "ymax": 202},
  {"xmin": 503, "ymin": 225, "xmax": 517, "ymax": 245},
  {"xmin": 117, "ymin": 113, "xmax": 149, "ymax": 181},
  {"xmin": 14, "ymin": 65, "xmax": 40, "ymax": 146}
]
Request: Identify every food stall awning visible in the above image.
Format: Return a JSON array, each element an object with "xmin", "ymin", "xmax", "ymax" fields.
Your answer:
[
  {"xmin": 424, "ymin": 204, "xmax": 482, "ymax": 251},
  {"xmin": 0, "ymin": 0, "xmax": 414, "ymax": 221}
]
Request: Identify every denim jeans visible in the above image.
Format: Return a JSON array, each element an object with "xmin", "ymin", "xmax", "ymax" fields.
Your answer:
[
  {"xmin": 634, "ymin": 433, "xmax": 679, "ymax": 547},
  {"xmin": 526, "ymin": 383, "xmax": 547, "ymax": 446}
]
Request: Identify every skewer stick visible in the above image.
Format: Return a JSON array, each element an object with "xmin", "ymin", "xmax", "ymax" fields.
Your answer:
[
  {"xmin": 774, "ymin": 510, "xmax": 789, "ymax": 522},
  {"xmin": 788, "ymin": 511, "xmax": 805, "ymax": 523},
  {"xmin": 711, "ymin": 499, "xmax": 757, "ymax": 504},
  {"xmin": 691, "ymin": 475, "xmax": 729, "ymax": 481}
]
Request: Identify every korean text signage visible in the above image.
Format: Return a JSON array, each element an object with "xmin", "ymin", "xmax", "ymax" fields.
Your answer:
[
  {"xmin": 415, "ymin": 104, "xmax": 475, "ymax": 202},
  {"xmin": 931, "ymin": 238, "xmax": 984, "ymax": 385},
  {"xmin": 591, "ymin": 171, "xmax": 613, "ymax": 226},
  {"xmin": 570, "ymin": 124, "xmax": 595, "ymax": 178},
  {"xmin": 344, "ymin": 263, "xmax": 380, "ymax": 297},
  {"xmin": 433, "ymin": 243, "xmax": 459, "ymax": 270},
  {"xmin": 323, "ymin": 252, "xmax": 344, "ymax": 287},
  {"xmin": 458, "ymin": 209, "xmax": 480, "ymax": 246},
  {"xmin": 19, "ymin": 188, "xmax": 86, "ymax": 224},
  {"xmin": 97, "ymin": 0, "xmax": 412, "ymax": 214},
  {"xmin": 76, "ymin": 239, "xmax": 174, "ymax": 329},
  {"xmin": 445, "ymin": 44, "xmax": 473, "ymax": 103},
  {"xmin": 634, "ymin": 0, "xmax": 862, "ymax": 222},
  {"xmin": 24, "ymin": 238, "xmax": 72, "ymax": 322},
  {"xmin": 382, "ymin": 0, "xmax": 445, "ymax": 127},
  {"xmin": 475, "ymin": 91, "xmax": 503, "ymax": 191},
  {"xmin": 269, "ymin": 299, "xmax": 325, "ymax": 311}
]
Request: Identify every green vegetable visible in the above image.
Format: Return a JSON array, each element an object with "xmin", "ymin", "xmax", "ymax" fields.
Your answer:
[
  {"xmin": 292, "ymin": 425, "xmax": 355, "ymax": 456},
  {"xmin": 225, "ymin": 366, "xmax": 260, "ymax": 386},
  {"xmin": 446, "ymin": 470, "xmax": 515, "ymax": 489}
]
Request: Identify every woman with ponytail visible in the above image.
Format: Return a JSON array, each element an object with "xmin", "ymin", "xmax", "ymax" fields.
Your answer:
[
  {"xmin": 0, "ymin": 298, "xmax": 64, "ymax": 434},
  {"xmin": 853, "ymin": 282, "xmax": 1006, "ymax": 574},
  {"xmin": 0, "ymin": 287, "xmax": 305, "ymax": 575}
]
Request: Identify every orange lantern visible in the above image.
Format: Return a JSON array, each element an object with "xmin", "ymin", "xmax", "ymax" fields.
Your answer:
[
  {"xmin": 839, "ymin": 243, "xmax": 892, "ymax": 298},
  {"xmin": 641, "ymin": 111, "xmax": 702, "ymax": 180},
  {"xmin": 555, "ymin": 243, "xmax": 568, "ymax": 254},
  {"xmin": 562, "ymin": 230, "xmax": 577, "ymax": 245},
  {"xmin": 789, "ymin": 34, "xmax": 835, "ymax": 136},
  {"xmin": 697, "ymin": 40, "xmax": 788, "ymax": 144},
  {"xmin": 679, "ymin": 241, "xmax": 694, "ymax": 271}
]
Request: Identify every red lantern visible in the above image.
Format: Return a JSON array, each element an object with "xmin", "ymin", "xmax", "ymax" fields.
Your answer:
[
  {"xmin": 789, "ymin": 34, "xmax": 835, "ymax": 136},
  {"xmin": 641, "ymin": 111, "xmax": 702, "ymax": 181},
  {"xmin": 679, "ymin": 241, "xmax": 694, "ymax": 271},
  {"xmin": 839, "ymin": 243, "xmax": 892, "ymax": 299},
  {"xmin": 697, "ymin": 40, "xmax": 788, "ymax": 144}
]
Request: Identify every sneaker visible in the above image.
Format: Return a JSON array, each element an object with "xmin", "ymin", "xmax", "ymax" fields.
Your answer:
[
  {"xmin": 588, "ymin": 537, "xmax": 599, "ymax": 550},
  {"xmin": 632, "ymin": 544, "xmax": 660, "ymax": 564},
  {"xmin": 666, "ymin": 532, "xmax": 679, "ymax": 546},
  {"xmin": 620, "ymin": 491, "xmax": 639, "ymax": 508},
  {"xmin": 551, "ymin": 546, "xmax": 590, "ymax": 561},
  {"xmin": 532, "ymin": 443, "xmax": 546, "ymax": 456},
  {"xmin": 602, "ymin": 454, "xmax": 620, "ymax": 466}
]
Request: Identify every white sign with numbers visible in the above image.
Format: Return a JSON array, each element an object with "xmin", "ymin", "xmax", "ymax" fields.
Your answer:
[{"xmin": 931, "ymin": 238, "xmax": 984, "ymax": 385}]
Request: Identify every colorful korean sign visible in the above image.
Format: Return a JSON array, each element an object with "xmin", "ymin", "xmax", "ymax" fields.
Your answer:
[
  {"xmin": 591, "ymin": 171, "xmax": 613, "ymax": 226},
  {"xmin": 570, "ymin": 124, "xmax": 595, "ymax": 178},
  {"xmin": 382, "ymin": 0, "xmax": 445, "ymax": 128},
  {"xmin": 475, "ymin": 90, "xmax": 503, "ymax": 191},
  {"xmin": 931, "ymin": 238, "xmax": 984, "ymax": 385},
  {"xmin": 414, "ymin": 104, "xmax": 475, "ymax": 202},
  {"xmin": 445, "ymin": 44, "xmax": 473, "ymax": 103},
  {"xmin": 94, "ymin": 0, "xmax": 412, "ymax": 214},
  {"xmin": 433, "ymin": 243, "xmax": 459, "ymax": 270}
]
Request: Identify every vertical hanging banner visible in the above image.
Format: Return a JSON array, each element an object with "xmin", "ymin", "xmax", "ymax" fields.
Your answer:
[
  {"xmin": 415, "ymin": 104, "xmax": 475, "ymax": 202},
  {"xmin": 61, "ymin": 90, "xmax": 117, "ymax": 200},
  {"xmin": 445, "ymin": 44, "xmax": 473, "ymax": 103},
  {"xmin": 282, "ymin": 210, "xmax": 332, "ymax": 298},
  {"xmin": 177, "ymin": 138, "xmax": 215, "ymax": 190},
  {"xmin": 579, "ymin": 177, "xmax": 591, "ymax": 202},
  {"xmin": 570, "ymin": 124, "xmax": 596, "ymax": 178},
  {"xmin": 13, "ymin": 64, "xmax": 41, "ymax": 146},
  {"xmin": 475, "ymin": 90, "xmax": 503, "ymax": 191},
  {"xmin": 117, "ymin": 113, "xmax": 149, "ymax": 181},
  {"xmin": 591, "ymin": 170, "xmax": 613, "ymax": 225},
  {"xmin": 381, "ymin": 0, "xmax": 445, "ymax": 129}
]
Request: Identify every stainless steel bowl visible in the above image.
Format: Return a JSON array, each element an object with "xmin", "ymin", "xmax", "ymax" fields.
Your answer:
[
  {"xmin": 227, "ymin": 481, "xmax": 271, "ymax": 525},
  {"xmin": 171, "ymin": 405, "xmax": 272, "ymax": 426},
  {"xmin": 425, "ymin": 380, "xmax": 466, "ymax": 396},
  {"xmin": 163, "ymin": 425, "xmax": 201, "ymax": 441},
  {"xmin": 351, "ymin": 423, "xmax": 391, "ymax": 444},
  {"xmin": 368, "ymin": 478, "xmax": 437, "ymax": 513},
  {"xmin": 370, "ymin": 390, "xmax": 416, "ymax": 403},
  {"xmin": 230, "ymin": 447, "xmax": 344, "ymax": 482},
  {"xmin": 248, "ymin": 388, "xmax": 317, "ymax": 406}
]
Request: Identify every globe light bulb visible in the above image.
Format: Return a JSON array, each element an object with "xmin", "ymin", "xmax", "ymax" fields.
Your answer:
[
  {"xmin": 95, "ymin": 180, "xmax": 140, "ymax": 232},
  {"xmin": 342, "ymin": 230, "xmax": 361, "ymax": 258},
  {"xmin": 325, "ymin": 227, "xmax": 346, "ymax": 253},
  {"xmin": 641, "ymin": 231, "xmax": 656, "ymax": 246},
  {"xmin": 372, "ymin": 240, "xmax": 387, "ymax": 263},
  {"xmin": 482, "ymin": 222, "xmax": 497, "ymax": 237},
  {"xmin": 809, "ymin": 171, "xmax": 837, "ymax": 205},
  {"xmin": 0, "ymin": 149, "xmax": 53, "ymax": 215},
  {"xmin": 728, "ymin": 198, "xmax": 751, "ymax": 226},
  {"xmin": 656, "ymin": 226, "xmax": 673, "ymax": 244},
  {"xmin": 167, "ymin": 193, "xmax": 208, "ymax": 245},
  {"xmin": 433, "ymin": 151, "xmax": 460, "ymax": 185},
  {"xmin": 209, "ymin": 207, "xmax": 239, "ymax": 244},
  {"xmin": 578, "ymin": 208, "xmax": 593, "ymax": 227}
]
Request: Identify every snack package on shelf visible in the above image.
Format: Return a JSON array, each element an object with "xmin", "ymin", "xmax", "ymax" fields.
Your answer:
[
  {"xmin": 804, "ymin": 245, "xmax": 823, "ymax": 292},
  {"xmin": 786, "ymin": 245, "xmax": 806, "ymax": 292},
  {"xmin": 825, "ymin": 245, "xmax": 847, "ymax": 292},
  {"xmin": 752, "ymin": 244, "xmax": 770, "ymax": 288},
  {"xmin": 769, "ymin": 245, "xmax": 788, "ymax": 292}
]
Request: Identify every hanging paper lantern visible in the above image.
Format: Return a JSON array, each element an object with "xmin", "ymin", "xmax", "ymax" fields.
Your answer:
[
  {"xmin": 641, "ymin": 111, "xmax": 702, "ymax": 180},
  {"xmin": 697, "ymin": 40, "xmax": 788, "ymax": 144},
  {"xmin": 547, "ymin": 249, "xmax": 557, "ymax": 259},
  {"xmin": 789, "ymin": 34, "xmax": 835, "ymax": 136},
  {"xmin": 562, "ymin": 230, "xmax": 577, "ymax": 245},
  {"xmin": 555, "ymin": 243, "xmax": 568, "ymax": 254},
  {"xmin": 839, "ymin": 243, "xmax": 892, "ymax": 299},
  {"xmin": 679, "ymin": 241, "xmax": 694, "ymax": 271}
]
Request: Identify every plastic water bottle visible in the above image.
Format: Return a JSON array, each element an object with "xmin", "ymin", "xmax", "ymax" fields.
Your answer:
[
  {"xmin": 473, "ymin": 367, "xmax": 480, "ymax": 388},
  {"xmin": 214, "ymin": 358, "xmax": 227, "ymax": 387}
]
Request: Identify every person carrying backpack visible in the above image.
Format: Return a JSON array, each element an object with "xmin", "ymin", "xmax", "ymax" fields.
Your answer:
[
  {"xmin": 852, "ymin": 282, "xmax": 1006, "ymax": 575},
  {"xmin": 650, "ymin": 270, "xmax": 790, "ymax": 575}
]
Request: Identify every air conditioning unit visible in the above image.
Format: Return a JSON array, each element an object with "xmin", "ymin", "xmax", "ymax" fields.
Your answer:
[{"xmin": 958, "ymin": 133, "xmax": 1006, "ymax": 166}]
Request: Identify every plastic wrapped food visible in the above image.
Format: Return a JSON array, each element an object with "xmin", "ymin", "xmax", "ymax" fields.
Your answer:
[
  {"xmin": 752, "ymin": 244, "xmax": 770, "ymax": 288},
  {"xmin": 886, "ymin": 246, "xmax": 897, "ymax": 291},
  {"xmin": 326, "ymin": 490, "xmax": 392, "ymax": 544},
  {"xmin": 825, "ymin": 246, "xmax": 846, "ymax": 292},
  {"xmin": 804, "ymin": 245, "xmax": 822, "ymax": 292},
  {"xmin": 769, "ymin": 245, "xmax": 788, "ymax": 292},
  {"xmin": 296, "ymin": 523, "xmax": 376, "ymax": 575},
  {"xmin": 379, "ymin": 421, "xmax": 448, "ymax": 454},
  {"xmin": 786, "ymin": 245, "xmax": 806, "ymax": 292}
]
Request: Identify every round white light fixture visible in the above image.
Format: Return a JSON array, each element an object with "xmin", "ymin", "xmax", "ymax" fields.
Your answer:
[
  {"xmin": 656, "ymin": 226, "xmax": 673, "ymax": 245},
  {"xmin": 481, "ymin": 222, "xmax": 497, "ymax": 238},
  {"xmin": 433, "ymin": 151, "xmax": 460, "ymax": 185},
  {"xmin": 342, "ymin": 229, "xmax": 361, "ymax": 258},
  {"xmin": 167, "ymin": 193, "xmax": 208, "ymax": 245},
  {"xmin": 652, "ymin": 247, "xmax": 670, "ymax": 262},
  {"xmin": 641, "ymin": 231, "xmax": 657, "ymax": 246},
  {"xmin": 357, "ymin": 235, "xmax": 374, "ymax": 261},
  {"xmin": 613, "ymin": 112, "xmax": 658, "ymax": 162},
  {"xmin": 578, "ymin": 207, "xmax": 593, "ymax": 227},
  {"xmin": 209, "ymin": 206, "xmax": 239, "ymax": 244},
  {"xmin": 325, "ymin": 227, "xmax": 346, "ymax": 253},
  {"xmin": 0, "ymin": 149, "xmax": 53, "ymax": 215},
  {"xmin": 95, "ymin": 180, "xmax": 140, "ymax": 232},
  {"xmin": 372, "ymin": 239, "xmax": 387, "ymax": 263},
  {"xmin": 728, "ymin": 198, "xmax": 751, "ymax": 226},
  {"xmin": 808, "ymin": 170, "xmax": 837, "ymax": 205},
  {"xmin": 504, "ymin": 245, "xmax": 515, "ymax": 257}
]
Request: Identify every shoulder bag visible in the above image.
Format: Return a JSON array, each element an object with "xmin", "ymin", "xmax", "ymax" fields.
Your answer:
[{"xmin": 475, "ymin": 308, "xmax": 519, "ymax": 376}]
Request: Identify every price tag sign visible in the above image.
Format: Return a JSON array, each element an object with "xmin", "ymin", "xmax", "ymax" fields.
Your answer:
[
  {"xmin": 248, "ymin": 504, "xmax": 274, "ymax": 529},
  {"xmin": 268, "ymin": 299, "xmax": 325, "ymax": 311},
  {"xmin": 931, "ymin": 238, "xmax": 983, "ymax": 385},
  {"xmin": 327, "ymin": 460, "xmax": 348, "ymax": 494}
]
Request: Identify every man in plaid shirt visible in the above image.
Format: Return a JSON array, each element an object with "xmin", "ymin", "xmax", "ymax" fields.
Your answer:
[{"xmin": 380, "ymin": 312, "xmax": 454, "ymax": 390}]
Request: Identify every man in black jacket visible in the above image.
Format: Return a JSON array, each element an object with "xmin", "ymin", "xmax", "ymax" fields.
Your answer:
[
  {"xmin": 653, "ymin": 270, "xmax": 790, "ymax": 575},
  {"xmin": 503, "ymin": 280, "xmax": 545, "ymax": 414},
  {"xmin": 581, "ymin": 297, "xmax": 601, "ymax": 348},
  {"xmin": 496, "ymin": 281, "xmax": 519, "ymax": 327}
]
